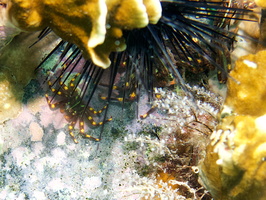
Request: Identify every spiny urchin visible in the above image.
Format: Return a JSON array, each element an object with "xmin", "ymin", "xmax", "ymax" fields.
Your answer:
[{"xmin": 35, "ymin": 0, "xmax": 256, "ymax": 143}]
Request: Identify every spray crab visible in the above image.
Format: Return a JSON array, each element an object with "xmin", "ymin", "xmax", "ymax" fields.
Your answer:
[{"xmin": 45, "ymin": 72, "xmax": 112, "ymax": 143}]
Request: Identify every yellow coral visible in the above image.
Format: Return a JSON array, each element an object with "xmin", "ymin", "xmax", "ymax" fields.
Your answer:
[
  {"xmin": 201, "ymin": 115, "xmax": 266, "ymax": 199},
  {"xmin": 255, "ymin": 0, "xmax": 266, "ymax": 8},
  {"xmin": 200, "ymin": 50, "xmax": 266, "ymax": 200},
  {"xmin": 225, "ymin": 50, "xmax": 266, "ymax": 117},
  {"xmin": 7, "ymin": 0, "xmax": 162, "ymax": 68}
]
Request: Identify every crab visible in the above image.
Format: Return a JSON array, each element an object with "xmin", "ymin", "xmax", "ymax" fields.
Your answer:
[{"xmin": 45, "ymin": 73, "xmax": 112, "ymax": 143}]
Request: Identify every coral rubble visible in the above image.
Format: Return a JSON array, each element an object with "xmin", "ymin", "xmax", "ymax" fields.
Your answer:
[
  {"xmin": 200, "ymin": 50, "xmax": 266, "ymax": 200},
  {"xmin": 0, "ymin": 80, "xmax": 221, "ymax": 199}
]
